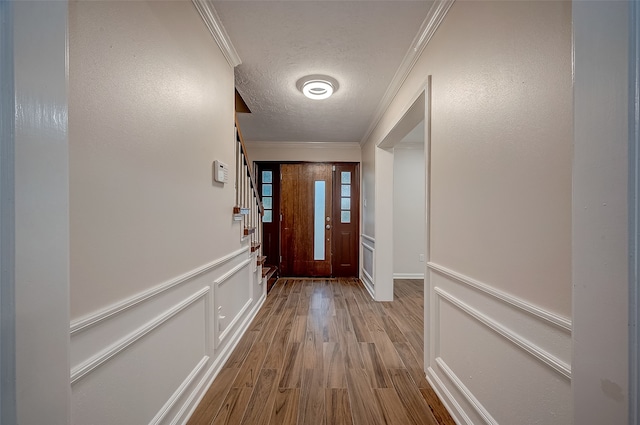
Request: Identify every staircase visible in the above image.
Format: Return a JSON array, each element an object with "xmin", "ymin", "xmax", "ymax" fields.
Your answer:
[{"xmin": 234, "ymin": 113, "xmax": 277, "ymax": 287}]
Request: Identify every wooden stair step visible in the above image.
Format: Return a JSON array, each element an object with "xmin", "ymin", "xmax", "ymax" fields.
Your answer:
[
  {"xmin": 257, "ymin": 255, "xmax": 267, "ymax": 266},
  {"xmin": 244, "ymin": 227, "xmax": 256, "ymax": 236},
  {"xmin": 262, "ymin": 266, "xmax": 277, "ymax": 280},
  {"xmin": 251, "ymin": 242, "xmax": 261, "ymax": 252}
]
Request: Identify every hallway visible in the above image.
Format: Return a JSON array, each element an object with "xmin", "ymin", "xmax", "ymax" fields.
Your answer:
[{"xmin": 187, "ymin": 278, "xmax": 453, "ymax": 425}]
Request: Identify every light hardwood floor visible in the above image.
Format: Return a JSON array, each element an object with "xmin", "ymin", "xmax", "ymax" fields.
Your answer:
[{"xmin": 187, "ymin": 278, "xmax": 455, "ymax": 425}]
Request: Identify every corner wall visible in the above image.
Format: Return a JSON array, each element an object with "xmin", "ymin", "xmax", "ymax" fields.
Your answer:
[
  {"xmin": 572, "ymin": 2, "xmax": 629, "ymax": 422},
  {"xmin": 362, "ymin": 1, "xmax": 572, "ymax": 423},
  {"xmin": 393, "ymin": 146, "xmax": 426, "ymax": 278},
  {"xmin": 68, "ymin": 2, "xmax": 264, "ymax": 423},
  {"xmin": 14, "ymin": 2, "xmax": 70, "ymax": 423}
]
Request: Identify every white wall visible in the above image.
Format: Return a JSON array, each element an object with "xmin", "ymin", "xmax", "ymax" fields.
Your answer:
[
  {"xmin": 393, "ymin": 145, "xmax": 425, "ymax": 278},
  {"xmin": 14, "ymin": 2, "xmax": 71, "ymax": 423},
  {"xmin": 68, "ymin": 2, "xmax": 264, "ymax": 423},
  {"xmin": 69, "ymin": 0, "xmax": 239, "ymax": 318},
  {"xmin": 572, "ymin": 2, "xmax": 629, "ymax": 423},
  {"xmin": 245, "ymin": 141, "xmax": 361, "ymax": 164},
  {"xmin": 362, "ymin": 1, "xmax": 573, "ymax": 423}
]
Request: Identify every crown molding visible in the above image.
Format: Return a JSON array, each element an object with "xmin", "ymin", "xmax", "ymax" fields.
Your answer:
[
  {"xmin": 192, "ymin": 0, "xmax": 241, "ymax": 68},
  {"xmin": 359, "ymin": 0, "xmax": 454, "ymax": 146},
  {"xmin": 244, "ymin": 141, "xmax": 361, "ymax": 150}
]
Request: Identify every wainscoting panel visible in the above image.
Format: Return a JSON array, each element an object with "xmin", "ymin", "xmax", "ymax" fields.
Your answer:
[
  {"xmin": 72, "ymin": 292, "xmax": 208, "ymax": 425},
  {"xmin": 361, "ymin": 235, "xmax": 375, "ymax": 298},
  {"xmin": 426, "ymin": 263, "xmax": 572, "ymax": 425},
  {"xmin": 70, "ymin": 246, "xmax": 266, "ymax": 425},
  {"xmin": 214, "ymin": 257, "xmax": 252, "ymax": 347}
]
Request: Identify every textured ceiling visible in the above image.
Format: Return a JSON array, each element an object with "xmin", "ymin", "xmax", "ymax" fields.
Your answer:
[{"xmin": 213, "ymin": 1, "xmax": 433, "ymax": 143}]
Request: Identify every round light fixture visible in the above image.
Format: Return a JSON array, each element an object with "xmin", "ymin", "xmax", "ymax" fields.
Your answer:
[
  {"xmin": 302, "ymin": 80, "xmax": 333, "ymax": 100},
  {"xmin": 297, "ymin": 75, "xmax": 339, "ymax": 100}
]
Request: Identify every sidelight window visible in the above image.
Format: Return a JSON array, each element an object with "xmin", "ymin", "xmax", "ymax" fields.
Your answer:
[
  {"xmin": 314, "ymin": 181, "xmax": 325, "ymax": 260},
  {"xmin": 262, "ymin": 170, "xmax": 273, "ymax": 223},
  {"xmin": 340, "ymin": 171, "xmax": 351, "ymax": 223}
]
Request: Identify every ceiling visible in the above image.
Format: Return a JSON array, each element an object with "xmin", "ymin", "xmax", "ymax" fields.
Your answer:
[{"xmin": 212, "ymin": 1, "xmax": 434, "ymax": 144}]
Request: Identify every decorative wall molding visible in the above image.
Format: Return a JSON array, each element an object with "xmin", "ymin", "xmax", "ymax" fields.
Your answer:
[
  {"xmin": 434, "ymin": 357, "xmax": 498, "ymax": 425},
  {"xmin": 393, "ymin": 273, "xmax": 425, "ymax": 279},
  {"xmin": 361, "ymin": 238, "xmax": 375, "ymax": 299},
  {"xmin": 149, "ymin": 356, "xmax": 209, "ymax": 425},
  {"xmin": 177, "ymin": 292, "xmax": 266, "ymax": 424},
  {"xmin": 428, "ymin": 262, "xmax": 572, "ymax": 331},
  {"xmin": 71, "ymin": 287, "xmax": 209, "ymax": 385},
  {"xmin": 361, "ymin": 269, "xmax": 374, "ymax": 299},
  {"xmin": 215, "ymin": 258, "xmax": 252, "ymax": 286},
  {"xmin": 435, "ymin": 287, "xmax": 571, "ymax": 379},
  {"xmin": 359, "ymin": 0, "xmax": 455, "ymax": 146},
  {"xmin": 426, "ymin": 368, "xmax": 473, "ymax": 425},
  {"xmin": 70, "ymin": 247, "xmax": 248, "ymax": 335},
  {"xmin": 218, "ymin": 298, "xmax": 252, "ymax": 345},
  {"xmin": 361, "ymin": 234, "xmax": 375, "ymax": 244},
  {"xmin": 245, "ymin": 141, "xmax": 361, "ymax": 150},
  {"xmin": 191, "ymin": 0, "xmax": 241, "ymax": 67}
]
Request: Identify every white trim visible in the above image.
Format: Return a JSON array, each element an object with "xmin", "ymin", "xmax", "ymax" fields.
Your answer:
[
  {"xmin": 191, "ymin": 0, "xmax": 241, "ymax": 68},
  {"xmin": 361, "ymin": 240, "xmax": 375, "ymax": 299},
  {"xmin": 176, "ymin": 292, "xmax": 266, "ymax": 425},
  {"xmin": 630, "ymin": 2, "xmax": 640, "ymax": 422},
  {"xmin": 70, "ymin": 287, "xmax": 209, "ymax": 385},
  {"xmin": 217, "ymin": 298, "xmax": 252, "ymax": 344},
  {"xmin": 70, "ymin": 247, "xmax": 248, "ymax": 335},
  {"xmin": 215, "ymin": 258, "xmax": 252, "ymax": 286},
  {"xmin": 361, "ymin": 270, "xmax": 374, "ymax": 299},
  {"xmin": 245, "ymin": 141, "xmax": 361, "ymax": 150},
  {"xmin": 359, "ymin": 0, "xmax": 454, "ymax": 146},
  {"xmin": 393, "ymin": 273, "xmax": 425, "ymax": 279},
  {"xmin": 434, "ymin": 357, "xmax": 498, "ymax": 425},
  {"xmin": 435, "ymin": 287, "xmax": 571, "ymax": 379},
  {"xmin": 361, "ymin": 242, "xmax": 374, "ymax": 253},
  {"xmin": 149, "ymin": 356, "xmax": 209, "ymax": 425},
  {"xmin": 428, "ymin": 261, "xmax": 572, "ymax": 332},
  {"xmin": 426, "ymin": 368, "xmax": 472, "ymax": 425},
  {"xmin": 361, "ymin": 234, "xmax": 375, "ymax": 244},
  {"xmin": 0, "ymin": 1, "xmax": 15, "ymax": 422}
]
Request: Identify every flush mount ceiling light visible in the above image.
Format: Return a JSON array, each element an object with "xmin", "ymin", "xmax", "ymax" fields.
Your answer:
[{"xmin": 296, "ymin": 75, "xmax": 339, "ymax": 100}]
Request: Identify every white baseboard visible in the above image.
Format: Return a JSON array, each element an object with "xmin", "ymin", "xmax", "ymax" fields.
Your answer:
[
  {"xmin": 393, "ymin": 273, "xmax": 425, "ymax": 279},
  {"xmin": 361, "ymin": 268, "xmax": 374, "ymax": 299}
]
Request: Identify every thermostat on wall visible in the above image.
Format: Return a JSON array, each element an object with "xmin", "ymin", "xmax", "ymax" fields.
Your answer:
[{"xmin": 213, "ymin": 160, "xmax": 229, "ymax": 184}]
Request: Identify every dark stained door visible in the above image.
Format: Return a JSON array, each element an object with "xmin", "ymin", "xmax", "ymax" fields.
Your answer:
[
  {"xmin": 331, "ymin": 163, "xmax": 359, "ymax": 276},
  {"xmin": 281, "ymin": 163, "xmax": 332, "ymax": 276}
]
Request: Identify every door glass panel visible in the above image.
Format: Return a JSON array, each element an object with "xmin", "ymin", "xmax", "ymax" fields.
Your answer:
[
  {"xmin": 262, "ymin": 184, "xmax": 272, "ymax": 196},
  {"xmin": 314, "ymin": 181, "xmax": 325, "ymax": 260},
  {"xmin": 341, "ymin": 171, "xmax": 351, "ymax": 184},
  {"xmin": 262, "ymin": 170, "xmax": 272, "ymax": 184},
  {"xmin": 341, "ymin": 211, "xmax": 351, "ymax": 223},
  {"xmin": 341, "ymin": 184, "xmax": 350, "ymax": 197},
  {"xmin": 263, "ymin": 197, "xmax": 272, "ymax": 209},
  {"xmin": 263, "ymin": 210, "xmax": 273, "ymax": 223},
  {"xmin": 341, "ymin": 198, "xmax": 350, "ymax": 210}
]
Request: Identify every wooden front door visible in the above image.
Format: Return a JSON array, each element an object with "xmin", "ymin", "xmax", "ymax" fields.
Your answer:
[{"xmin": 281, "ymin": 163, "xmax": 333, "ymax": 276}]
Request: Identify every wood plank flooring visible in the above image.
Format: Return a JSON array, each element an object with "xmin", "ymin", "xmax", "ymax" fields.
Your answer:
[{"xmin": 187, "ymin": 278, "xmax": 455, "ymax": 425}]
